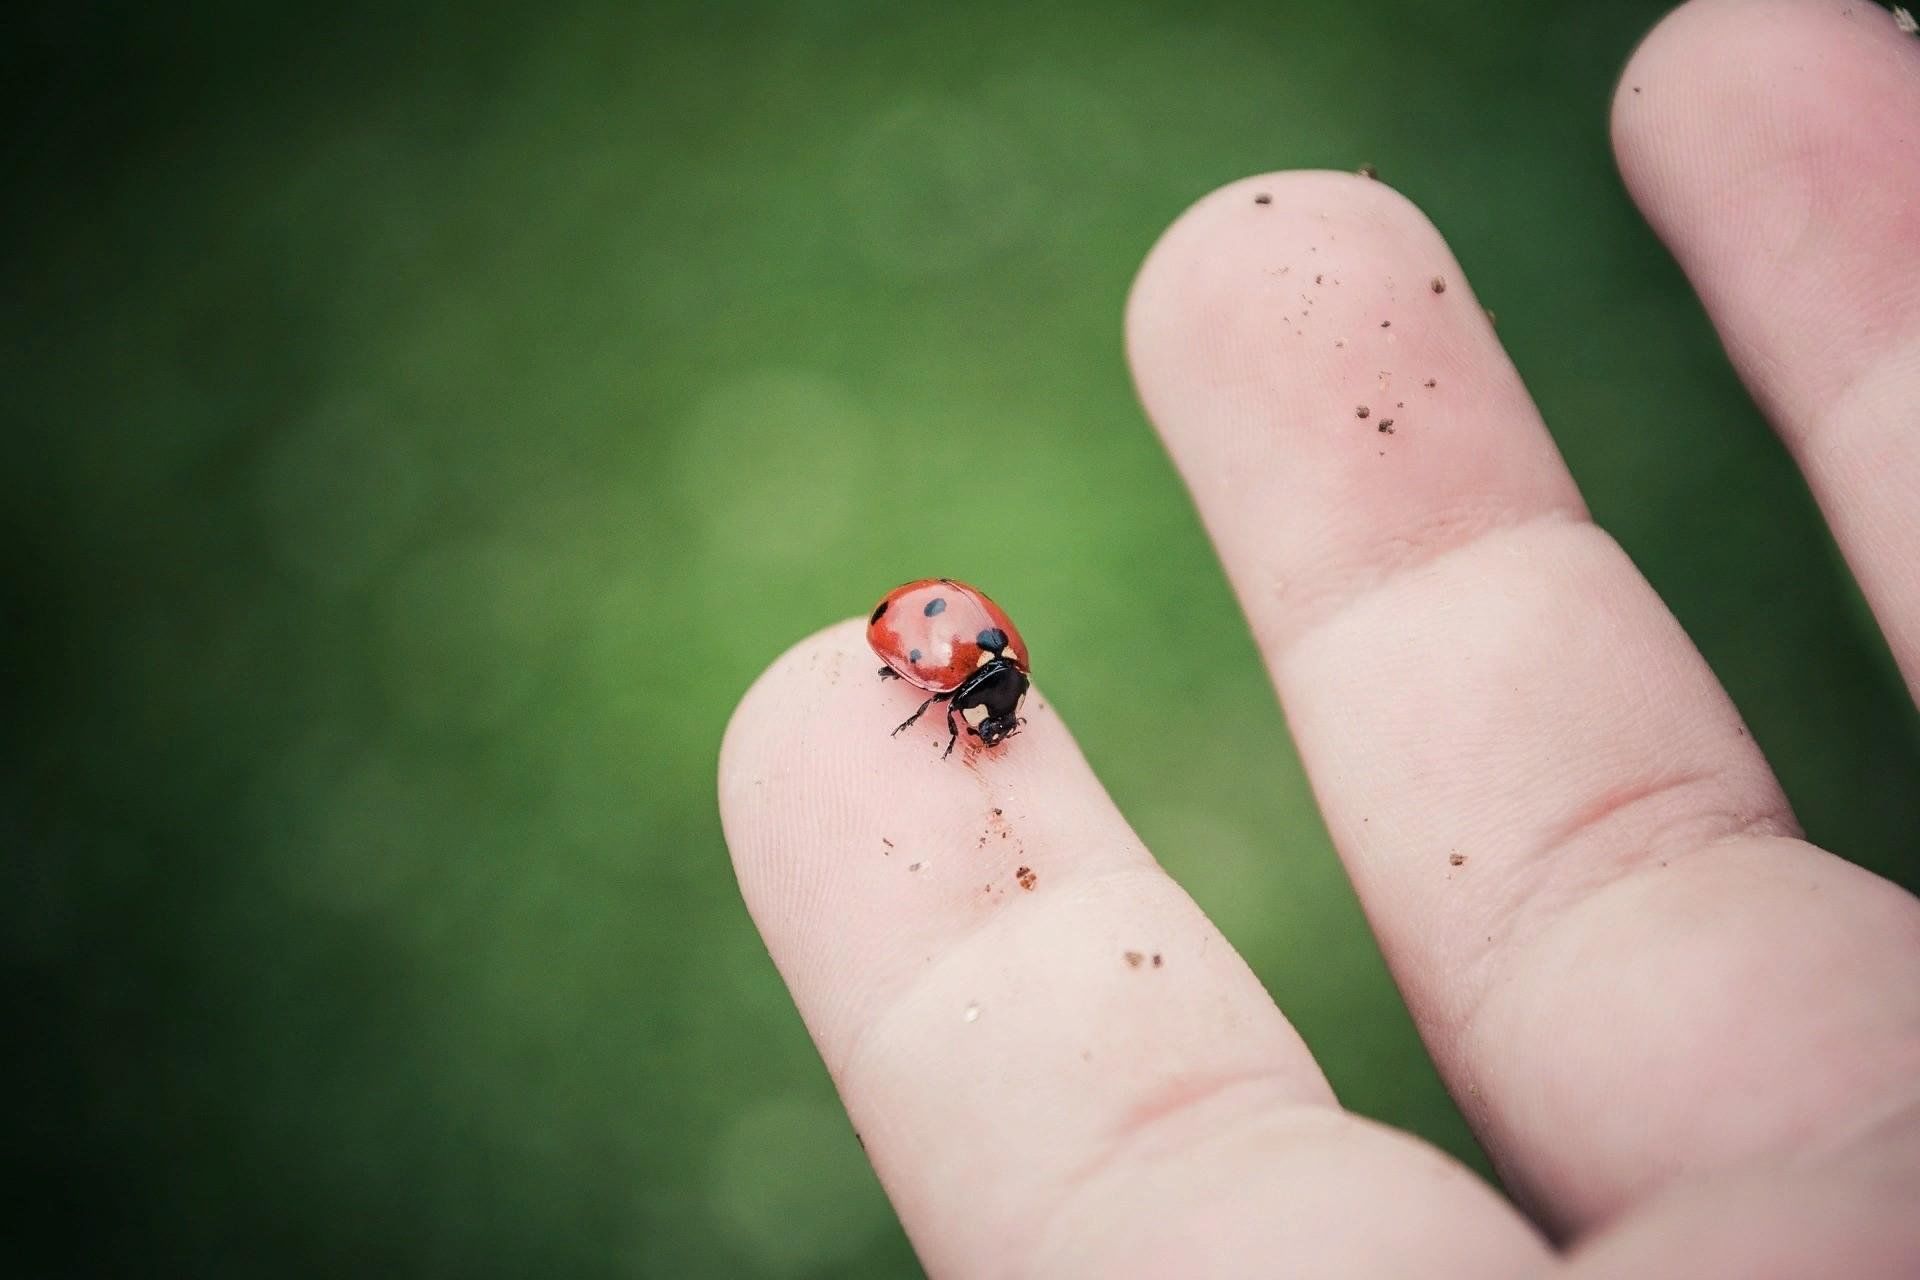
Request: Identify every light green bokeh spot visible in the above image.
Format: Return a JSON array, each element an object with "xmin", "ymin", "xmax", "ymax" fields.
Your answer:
[
  {"xmin": 675, "ymin": 368, "xmax": 880, "ymax": 567},
  {"xmin": 837, "ymin": 97, "xmax": 1044, "ymax": 278}
]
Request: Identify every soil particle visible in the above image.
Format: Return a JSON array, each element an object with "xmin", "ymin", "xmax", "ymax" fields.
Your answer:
[
  {"xmin": 1254, "ymin": 192, "xmax": 1272, "ymax": 205},
  {"xmin": 1450, "ymin": 852, "xmax": 1467, "ymax": 867},
  {"xmin": 1016, "ymin": 866, "xmax": 1036, "ymax": 891},
  {"xmin": 1431, "ymin": 276, "xmax": 1447, "ymax": 294},
  {"xmin": 1124, "ymin": 951, "xmax": 1144, "ymax": 968},
  {"xmin": 1356, "ymin": 405, "xmax": 1370, "ymax": 419}
]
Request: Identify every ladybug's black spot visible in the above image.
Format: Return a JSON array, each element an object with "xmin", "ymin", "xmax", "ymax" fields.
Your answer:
[
  {"xmin": 923, "ymin": 597, "xmax": 946, "ymax": 618},
  {"xmin": 870, "ymin": 600, "xmax": 888, "ymax": 624},
  {"xmin": 977, "ymin": 627, "xmax": 1007, "ymax": 653},
  {"xmin": 908, "ymin": 649, "xmax": 922, "ymax": 664}
]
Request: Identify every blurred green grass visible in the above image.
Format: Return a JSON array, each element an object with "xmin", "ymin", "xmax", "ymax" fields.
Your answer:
[{"xmin": 4, "ymin": 1, "xmax": 1916, "ymax": 1275}]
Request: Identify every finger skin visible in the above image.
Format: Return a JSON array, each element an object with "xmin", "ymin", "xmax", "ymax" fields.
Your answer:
[
  {"xmin": 1614, "ymin": 0, "xmax": 1920, "ymax": 700},
  {"xmin": 1127, "ymin": 169, "xmax": 1920, "ymax": 1236},
  {"xmin": 719, "ymin": 620, "xmax": 1548, "ymax": 1278},
  {"xmin": 1565, "ymin": 1097, "xmax": 1920, "ymax": 1279}
]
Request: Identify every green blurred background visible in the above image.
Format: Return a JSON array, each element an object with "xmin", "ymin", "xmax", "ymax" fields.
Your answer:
[{"xmin": 5, "ymin": 0, "xmax": 1916, "ymax": 1274}]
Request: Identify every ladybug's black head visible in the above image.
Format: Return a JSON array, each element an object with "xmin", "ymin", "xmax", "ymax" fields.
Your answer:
[
  {"xmin": 953, "ymin": 658, "xmax": 1028, "ymax": 748},
  {"xmin": 974, "ymin": 710, "xmax": 1023, "ymax": 747}
]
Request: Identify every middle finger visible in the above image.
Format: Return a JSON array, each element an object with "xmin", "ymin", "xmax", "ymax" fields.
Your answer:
[{"xmin": 1128, "ymin": 171, "xmax": 1916, "ymax": 1233}]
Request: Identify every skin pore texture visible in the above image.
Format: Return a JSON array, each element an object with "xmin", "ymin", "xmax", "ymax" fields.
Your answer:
[{"xmin": 718, "ymin": 2, "xmax": 1920, "ymax": 1275}]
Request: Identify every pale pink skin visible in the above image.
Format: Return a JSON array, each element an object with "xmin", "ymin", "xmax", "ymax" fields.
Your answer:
[{"xmin": 717, "ymin": 2, "xmax": 1920, "ymax": 1275}]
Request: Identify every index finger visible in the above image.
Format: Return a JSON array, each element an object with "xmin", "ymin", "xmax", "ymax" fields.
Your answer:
[{"xmin": 719, "ymin": 621, "xmax": 1546, "ymax": 1275}]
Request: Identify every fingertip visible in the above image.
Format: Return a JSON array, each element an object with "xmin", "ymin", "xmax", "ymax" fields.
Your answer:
[
  {"xmin": 718, "ymin": 615, "xmax": 1071, "ymax": 849},
  {"xmin": 1612, "ymin": 0, "xmax": 1920, "ymax": 295},
  {"xmin": 1609, "ymin": 0, "xmax": 1768, "ymax": 183},
  {"xmin": 717, "ymin": 616, "xmax": 864, "ymax": 824},
  {"xmin": 1123, "ymin": 167, "xmax": 1581, "ymax": 657},
  {"xmin": 1126, "ymin": 170, "xmax": 1443, "ymax": 365},
  {"xmin": 1608, "ymin": 0, "xmax": 1711, "ymax": 162},
  {"xmin": 717, "ymin": 616, "xmax": 894, "ymax": 938},
  {"xmin": 714, "ymin": 612, "xmax": 1091, "ymax": 1039},
  {"xmin": 1122, "ymin": 164, "xmax": 1523, "ymax": 462}
]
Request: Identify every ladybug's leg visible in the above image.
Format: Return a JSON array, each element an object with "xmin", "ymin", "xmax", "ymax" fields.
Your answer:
[
  {"xmin": 943, "ymin": 704, "xmax": 961, "ymax": 758},
  {"xmin": 877, "ymin": 666, "xmax": 899, "ymax": 681},
  {"xmin": 891, "ymin": 693, "xmax": 944, "ymax": 736}
]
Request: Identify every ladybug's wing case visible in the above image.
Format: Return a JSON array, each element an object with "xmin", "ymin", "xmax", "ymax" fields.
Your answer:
[
  {"xmin": 867, "ymin": 578, "xmax": 1008, "ymax": 691},
  {"xmin": 868, "ymin": 581, "xmax": 965, "ymax": 691},
  {"xmin": 872, "ymin": 630, "xmax": 958, "ymax": 692}
]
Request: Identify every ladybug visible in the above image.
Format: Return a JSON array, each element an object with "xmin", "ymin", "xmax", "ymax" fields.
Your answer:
[{"xmin": 866, "ymin": 578, "xmax": 1030, "ymax": 757}]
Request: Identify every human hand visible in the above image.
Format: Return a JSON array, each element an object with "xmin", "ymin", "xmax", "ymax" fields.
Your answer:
[{"xmin": 718, "ymin": 1, "xmax": 1920, "ymax": 1273}]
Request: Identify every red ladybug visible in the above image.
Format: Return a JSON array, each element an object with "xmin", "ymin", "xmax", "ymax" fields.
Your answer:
[{"xmin": 866, "ymin": 578, "xmax": 1030, "ymax": 757}]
